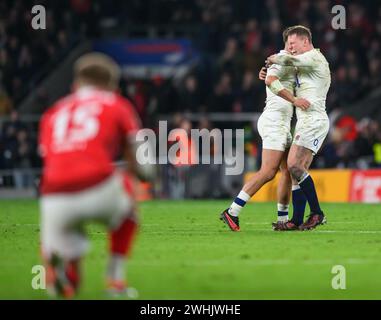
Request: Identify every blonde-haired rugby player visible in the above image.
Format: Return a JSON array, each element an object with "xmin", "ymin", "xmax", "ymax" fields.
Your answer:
[{"xmin": 220, "ymin": 31, "xmax": 310, "ymax": 231}]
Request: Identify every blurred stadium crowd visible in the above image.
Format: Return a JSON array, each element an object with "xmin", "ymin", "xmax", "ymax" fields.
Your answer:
[{"xmin": 1, "ymin": 0, "xmax": 381, "ymax": 188}]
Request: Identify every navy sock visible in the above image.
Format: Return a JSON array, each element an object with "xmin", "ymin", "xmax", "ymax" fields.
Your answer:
[
  {"xmin": 291, "ymin": 186, "xmax": 307, "ymax": 226},
  {"xmin": 298, "ymin": 175, "xmax": 323, "ymax": 215},
  {"xmin": 277, "ymin": 211, "xmax": 288, "ymax": 218}
]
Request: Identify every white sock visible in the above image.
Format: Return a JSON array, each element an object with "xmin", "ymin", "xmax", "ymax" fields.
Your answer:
[
  {"xmin": 107, "ymin": 254, "xmax": 125, "ymax": 282},
  {"xmin": 292, "ymin": 184, "xmax": 301, "ymax": 191},
  {"xmin": 228, "ymin": 190, "xmax": 251, "ymax": 217},
  {"xmin": 277, "ymin": 203, "xmax": 289, "ymax": 222}
]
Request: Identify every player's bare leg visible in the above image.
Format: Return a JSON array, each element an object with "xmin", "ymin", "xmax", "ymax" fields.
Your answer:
[
  {"xmin": 220, "ymin": 149, "xmax": 284, "ymax": 231},
  {"xmin": 287, "ymin": 144, "xmax": 326, "ymax": 230},
  {"xmin": 106, "ymin": 212, "xmax": 139, "ymax": 297},
  {"xmin": 243, "ymin": 149, "xmax": 284, "ymax": 196}
]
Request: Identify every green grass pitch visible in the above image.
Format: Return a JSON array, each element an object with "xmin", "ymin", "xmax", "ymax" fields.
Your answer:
[{"xmin": 1, "ymin": 199, "xmax": 381, "ymax": 300}]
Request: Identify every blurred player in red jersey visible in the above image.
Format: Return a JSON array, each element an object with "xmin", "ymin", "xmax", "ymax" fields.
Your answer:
[{"xmin": 39, "ymin": 53, "xmax": 153, "ymax": 298}]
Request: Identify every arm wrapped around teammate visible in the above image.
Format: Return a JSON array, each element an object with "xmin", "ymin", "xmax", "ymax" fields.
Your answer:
[{"xmin": 268, "ymin": 79, "xmax": 285, "ymax": 95}]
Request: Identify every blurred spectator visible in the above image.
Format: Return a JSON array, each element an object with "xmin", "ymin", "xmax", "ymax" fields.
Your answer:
[
  {"xmin": 367, "ymin": 58, "xmax": 381, "ymax": 90},
  {"xmin": 352, "ymin": 119, "xmax": 378, "ymax": 168},
  {"xmin": 0, "ymin": 111, "xmax": 36, "ymax": 187},
  {"xmin": 3, "ymin": 0, "xmax": 381, "ymax": 119},
  {"xmin": 244, "ymin": 19, "xmax": 261, "ymax": 53},
  {"xmin": 235, "ymin": 70, "xmax": 263, "ymax": 113},
  {"xmin": 13, "ymin": 128, "xmax": 34, "ymax": 189},
  {"xmin": 330, "ymin": 66, "xmax": 350, "ymax": 107},
  {"xmin": 336, "ymin": 116, "xmax": 358, "ymax": 142},
  {"xmin": 218, "ymin": 37, "xmax": 243, "ymax": 81},
  {"xmin": 2, "ymin": 0, "xmax": 381, "ymax": 174},
  {"xmin": 0, "ymin": 87, "xmax": 12, "ymax": 116},
  {"xmin": 0, "ymin": 0, "xmax": 91, "ymax": 113},
  {"xmin": 124, "ymin": 80, "xmax": 148, "ymax": 125},
  {"xmin": 168, "ymin": 118, "xmax": 197, "ymax": 199},
  {"xmin": 178, "ymin": 75, "xmax": 202, "ymax": 113},
  {"xmin": 1, "ymin": 111, "xmax": 25, "ymax": 137},
  {"xmin": 207, "ymin": 72, "xmax": 234, "ymax": 112},
  {"xmin": 196, "ymin": 116, "xmax": 221, "ymax": 159}
]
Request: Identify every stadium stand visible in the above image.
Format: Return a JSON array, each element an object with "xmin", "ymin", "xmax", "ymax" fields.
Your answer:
[{"xmin": 1, "ymin": 0, "xmax": 381, "ymax": 191}]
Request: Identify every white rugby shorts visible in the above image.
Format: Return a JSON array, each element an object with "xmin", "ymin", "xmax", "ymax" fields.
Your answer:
[
  {"xmin": 40, "ymin": 172, "xmax": 133, "ymax": 260},
  {"xmin": 293, "ymin": 116, "xmax": 330, "ymax": 155},
  {"xmin": 257, "ymin": 111, "xmax": 292, "ymax": 152}
]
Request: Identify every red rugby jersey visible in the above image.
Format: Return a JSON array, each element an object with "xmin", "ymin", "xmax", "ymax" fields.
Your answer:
[{"xmin": 39, "ymin": 87, "xmax": 141, "ymax": 194}]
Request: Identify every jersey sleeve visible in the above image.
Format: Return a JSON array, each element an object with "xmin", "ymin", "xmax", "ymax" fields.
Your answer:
[
  {"xmin": 274, "ymin": 50, "xmax": 319, "ymax": 68},
  {"xmin": 266, "ymin": 64, "xmax": 282, "ymax": 77},
  {"xmin": 117, "ymin": 98, "xmax": 142, "ymax": 137}
]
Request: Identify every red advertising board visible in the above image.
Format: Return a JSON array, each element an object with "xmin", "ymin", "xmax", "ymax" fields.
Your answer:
[{"xmin": 350, "ymin": 170, "xmax": 381, "ymax": 203}]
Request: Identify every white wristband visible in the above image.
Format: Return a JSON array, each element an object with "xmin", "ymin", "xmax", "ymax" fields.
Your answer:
[{"xmin": 268, "ymin": 79, "xmax": 285, "ymax": 95}]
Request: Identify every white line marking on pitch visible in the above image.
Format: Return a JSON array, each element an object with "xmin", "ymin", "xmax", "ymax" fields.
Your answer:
[
  {"xmin": 127, "ymin": 258, "xmax": 380, "ymax": 267},
  {"xmin": 245, "ymin": 221, "xmax": 360, "ymax": 225},
  {"xmin": 0, "ymin": 223, "xmax": 38, "ymax": 226},
  {"xmin": 0, "ymin": 258, "xmax": 378, "ymax": 268},
  {"xmin": 254, "ymin": 228, "xmax": 381, "ymax": 234},
  {"xmin": 317, "ymin": 230, "xmax": 381, "ymax": 234},
  {"xmin": 3, "ymin": 224, "xmax": 381, "ymax": 235},
  {"xmin": 0, "ymin": 221, "xmax": 365, "ymax": 227}
]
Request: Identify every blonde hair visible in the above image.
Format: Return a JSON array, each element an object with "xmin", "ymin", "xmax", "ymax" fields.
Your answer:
[
  {"xmin": 74, "ymin": 52, "xmax": 121, "ymax": 90},
  {"xmin": 283, "ymin": 25, "xmax": 312, "ymax": 43}
]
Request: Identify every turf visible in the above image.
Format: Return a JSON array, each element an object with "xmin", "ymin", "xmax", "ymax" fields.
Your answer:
[{"xmin": 0, "ymin": 199, "xmax": 381, "ymax": 300}]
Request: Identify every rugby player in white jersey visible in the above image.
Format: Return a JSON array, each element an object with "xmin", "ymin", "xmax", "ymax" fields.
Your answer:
[
  {"xmin": 266, "ymin": 25, "xmax": 331, "ymax": 231},
  {"xmin": 220, "ymin": 34, "xmax": 311, "ymax": 232}
]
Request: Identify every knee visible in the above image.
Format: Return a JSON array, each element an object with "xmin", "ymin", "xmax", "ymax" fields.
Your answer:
[{"xmin": 287, "ymin": 161, "xmax": 304, "ymax": 180}]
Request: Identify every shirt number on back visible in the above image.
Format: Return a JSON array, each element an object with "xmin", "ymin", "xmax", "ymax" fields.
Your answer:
[{"xmin": 53, "ymin": 103, "xmax": 101, "ymax": 147}]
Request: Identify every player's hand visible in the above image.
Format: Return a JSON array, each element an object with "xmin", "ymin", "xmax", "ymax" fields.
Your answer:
[
  {"xmin": 258, "ymin": 67, "xmax": 267, "ymax": 81},
  {"xmin": 265, "ymin": 54, "xmax": 277, "ymax": 67},
  {"xmin": 293, "ymin": 98, "xmax": 311, "ymax": 110}
]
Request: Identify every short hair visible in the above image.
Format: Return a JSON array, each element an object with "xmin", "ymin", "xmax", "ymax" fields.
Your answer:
[
  {"xmin": 74, "ymin": 52, "xmax": 121, "ymax": 90},
  {"xmin": 283, "ymin": 25, "xmax": 312, "ymax": 43}
]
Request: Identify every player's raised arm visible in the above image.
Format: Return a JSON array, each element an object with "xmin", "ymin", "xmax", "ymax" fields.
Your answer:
[{"xmin": 265, "ymin": 75, "xmax": 310, "ymax": 110}]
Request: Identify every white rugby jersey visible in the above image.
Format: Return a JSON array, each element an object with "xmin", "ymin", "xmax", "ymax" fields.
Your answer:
[
  {"xmin": 273, "ymin": 48, "xmax": 331, "ymax": 120},
  {"xmin": 264, "ymin": 50, "xmax": 296, "ymax": 121}
]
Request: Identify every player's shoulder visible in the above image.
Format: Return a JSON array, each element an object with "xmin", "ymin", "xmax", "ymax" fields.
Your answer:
[
  {"xmin": 313, "ymin": 49, "xmax": 330, "ymax": 69},
  {"xmin": 113, "ymin": 93, "xmax": 134, "ymax": 109},
  {"xmin": 298, "ymin": 48, "xmax": 319, "ymax": 58},
  {"xmin": 40, "ymin": 94, "xmax": 74, "ymax": 123},
  {"xmin": 108, "ymin": 93, "xmax": 139, "ymax": 121},
  {"xmin": 312, "ymin": 49, "xmax": 328, "ymax": 61},
  {"xmin": 111, "ymin": 94, "xmax": 137, "ymax": 116},
  {"xmin": 75, "ymin": 89, "xmax": 134, "ymax": 115},
  {"xmin": 114, "ymin": 94, "xmax": 142, "ymax": 129}
]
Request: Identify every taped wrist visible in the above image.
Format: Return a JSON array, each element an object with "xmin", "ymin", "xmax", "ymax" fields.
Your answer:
[{"xmin": 268, "ymin": 79, "xmax": 285, "ymax": 95}]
